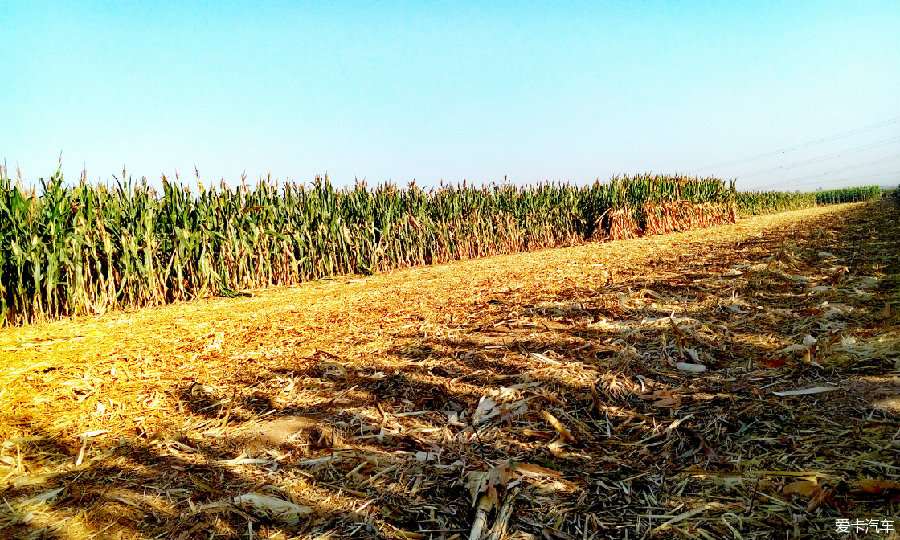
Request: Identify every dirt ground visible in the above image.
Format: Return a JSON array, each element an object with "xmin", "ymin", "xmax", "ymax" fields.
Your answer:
[{"xmin": 1, "ymin": 200, "xmax": 898, "ymax": 539}]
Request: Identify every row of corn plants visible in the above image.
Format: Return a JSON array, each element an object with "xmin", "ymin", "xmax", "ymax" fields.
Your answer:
[
  {"xmin": 734, "ymin": 190, "xmax": 817, "ymax": 215},
  {"xmin": 813, "ymin": 185, "xmax": 881, "ymax": 205},
  {"xmin": 0, "ymin": 166, "xmax": 874, "ymax": 326},
  {"xmin": 0, "ymin": 169, "xmax": 735, "ymax": 325},
  {"xmin": 734, "ymin": 185, "xmax": 882, "ymax": 215}
]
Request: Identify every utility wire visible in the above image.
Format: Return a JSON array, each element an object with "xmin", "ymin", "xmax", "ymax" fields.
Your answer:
[
  {"xmin": 750, "ymin": 170, "xmax": 900, "ymax": 190},
  {"xmin": 736, "ymin": 135, "xmax": 900, "ymax": 178},
  {"xmin": 750, "ymin": 153, "xmax": 900, "ymax": 189},
  {"xmin": 685, "ymin": 116, "xmax": 900, "ymax": 173},
  {"xmin": 799, "ymin": 171, "xmax": 899, "ymax": 188}
]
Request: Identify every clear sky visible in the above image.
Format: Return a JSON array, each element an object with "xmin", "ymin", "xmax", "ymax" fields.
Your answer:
[{"xmin": 2, "ymin": 1, "xmax": 899, "ymax": 191}]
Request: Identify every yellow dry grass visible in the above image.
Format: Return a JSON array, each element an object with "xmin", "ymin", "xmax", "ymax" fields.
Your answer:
[{"xmin": 1, "ymin": 201, "xmax": 898, "ymax": 539}]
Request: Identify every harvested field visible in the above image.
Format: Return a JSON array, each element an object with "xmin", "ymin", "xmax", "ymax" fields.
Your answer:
[{"xmin": 1, "ymin": 200, "xmax": 899, "ymax": 539}]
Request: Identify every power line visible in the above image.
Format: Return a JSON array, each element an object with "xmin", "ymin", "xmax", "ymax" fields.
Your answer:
[
  {"xmin": 753, "ymin": 170, "xmax": 900, "ymax": 190},
  {"xmin": 736, "ymin": 135, "xmax": 900, "ymax": 178},
  {"xmin": 787, "ymin": 153, "xmax": 899, "ymax": 183},
  {"xmin": 685, "ymin": 116, "xmax": 900, "ymax": 173},
  {"xmin": 751, "ymin": 153, "xmax": 900, "ymax": 189}
]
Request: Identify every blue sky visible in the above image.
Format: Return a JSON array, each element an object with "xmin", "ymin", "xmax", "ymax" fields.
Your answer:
[{"xmin": 2, "ymin": 1, "xmax": 899, "ymax": 191}]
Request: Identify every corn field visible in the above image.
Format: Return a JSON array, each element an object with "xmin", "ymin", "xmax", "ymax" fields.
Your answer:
[
  {"xmin": 0, "ymin": 166, "xmax": 877, "ymax": 326},
  {"xmin": 734, "ymin": 185, "xmax": 882, "ymax": 215},
  {"xmin": 734, "ymin": 190, "xmax": 817, "ymax": 215},
  {"xmin": 813, "ymin": 185, "xmax": 881, "ymax": 205}
]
